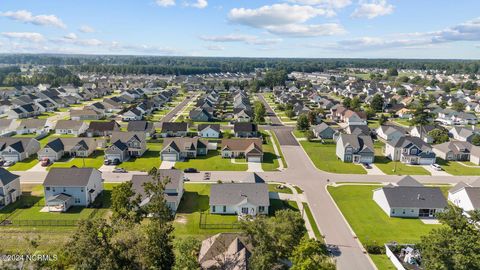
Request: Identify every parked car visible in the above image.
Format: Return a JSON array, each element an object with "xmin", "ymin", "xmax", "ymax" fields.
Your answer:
[
  {"xmin": 184, "ymin": 168, "xmax": 198, "ymax": 173},
  {"xmin": 104, "ymin": 159, "xmax": 111, "ymax": 165},
  {"xmin": 363, "ymin": 163, "xmax": 372, "ymax": 169},
  {"xmin": 0, "ymin": 160, "xmax": 4, "ymax": 167},
  {"xmin": 111, "ymin": 159, "xmax": 120, "ymax": 165},
  {"xmin": 3, "ymin": 161, "xmax": 15, "ymax": 167},
  {"xmin": 113, "ymin": 168, "xmax": 127, "ymax": 173},
  {"xmin": 431, "ymin": 164, "xmax": 442, "ymax": 171}
]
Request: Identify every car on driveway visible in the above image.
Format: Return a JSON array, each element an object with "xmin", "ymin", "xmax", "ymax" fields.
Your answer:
[
  {"xmin": 184, "ymin": 168, "xmax": 198, "ymax": 173},
  {"xmin": 431, "ymin": 163, "xmax": 442, "ymax": 171},
  {"xmin": 363, "ymin": 163, "xmax": 372, "ymax": 169},
  {"xmin": 113, "ymin": 168, "xmax": 127, "ymax": 173},
  {"xmin": 3, "ymin": 161, "xmax": 15, "ymax": 167}
]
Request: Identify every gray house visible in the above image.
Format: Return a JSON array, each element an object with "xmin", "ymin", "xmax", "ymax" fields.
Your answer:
[
  {"xmin": 37, "ymin": 138, "xmax": 98, "ymax": 162},
  {"xmin": 335, "ymin": 134, "xmax": 374, "ymax": 163},
  {"xmin": 0, "ymin": 168, "xmax": 21, "ymax": 207},
  {"xmin": 160, "ymin": 137, "xmax": 208, "ymax": 161},
  {"xmin": 209, "ymin": 182, "xmax": 269, "ymax": 216},
  {"xmin": 131, "ymin": 169, "xmax": 184, "ymax": 212},
  {"xmin": 0, "ymin": 138, "xmax": 41, "ymax": 162},
  {"xmin": 43, "ymin": 168, "xmax": 103, "ymax": 212},
  {"xmin": 312, "ymin": 123, "xmax": 335, "ymax": 139},
  {"xmin": 373, "ymin": 177, "xmax": 447, "ymax": 218},
  {"xmin": 104, "ymin": 132, "xmax": 147, "ymax": 163},
  {"xmin": 160, "ymin": 122, "xmax": 188, "ymax": 138},
  {"xmin": 189, "ymin": 107, "xmax": 214, "ymax": 122},
  {"xmin": 233, "ymin": 123, "xmax": 258, "ymax": 138},
  {"xmin": 384, "ymin": 136, "xmax": 436, "ymax": 165}
]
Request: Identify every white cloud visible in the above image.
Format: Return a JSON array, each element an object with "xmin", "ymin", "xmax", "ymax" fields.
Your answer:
[
  {"xmin": 63, "ymin": 33, "xmax": 78, "ymax": 40},
  {"xmin": 205, "ymin": 45, "xmax": 225, "ymax": 51},
  {"xmin": 199, "ymin": 34, "xmax": 282, "ymax": 45},
  {"xmin": 288, "ymin": 0, "xmax": 351, "ymax": 9},
  {"xmin": 188, "ymin": 0, "xmax": 208, "ymax": 9},
  {"xmin": 0, "ymin": 10, "xmax": 66, "ymax": 28},
  {"xmin": 330, "ymin": 17, "xmax": 480, "ymax": 51},
  {"xmin": 266, "ymin": 23, "xmax": 345, "ymax": 37},
  {"xmin": 79, "ymin": 25, "xmax": 95, "ymax": 33},
  {"xmin": 352, "ymin": 0, "xmax": 394, "ymax": 19},
  {"xmin": 156, "ymin": 0, "xmax": 176, "ymax": 7},
  {"xmin": 228, "ymin": 3, "xmax": 342, "ymax": 37},
  {"xmin": 1, "ymin": 32, "xmax": 45, "ymax": 42}
]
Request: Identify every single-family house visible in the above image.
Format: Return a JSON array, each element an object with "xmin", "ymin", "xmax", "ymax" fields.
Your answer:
[
  {"xmin": 189, "ymin": 107, "xmax": 214, "ymax": 122},
  {"xmin": 233, "ymin": 123, "xmax": 258, "ymax": 138},
  {"xmin": 160, "ymin": 137, "xmax": 208, "ymax": 161},
  {"xmin": 312, "ymin": 123, "xmax": 335, "ymax": 139},
  {"xmin": 433, "ymin": 141, "xmax": 477, "ymax": 161},
  {"xmin": 198, "ymin": 124, "xmax": 221, "ymax": 138},
  {"xmin": 448, "ymin": 180, "xmax": 480, "ymax": 212},
  {"xmin": 198, "ymin": 233, "xmax": 252, "ymax": 270},
  {"xmin": 209, "ymin": 181, "xmax": 269, "ymax": 216},
  {"xmin": 376, "ymin": 125, "xmax": 406, "ymax": 142},
  {"xmin": 449, "ymin": 126, "xmax": 477, "ymax": 142},
  {"xmin": 54, "ymin": 120, "xmax": 88, "ymax": 136},
  {"xmin": 86, "ymin": 120, "xmax": 121, "ymax": 137},
  {"xmin": 131, "ymin": 169, "xmax": 184, "ymax": 212},
  {"xmin": 16, "ymin": 119, "xmax": 48, "ymax": 135},
  {"xmin": 160, "ymin": 122, "xmax": 188, "ymax": 138},
  {"xmin": 221, "ymin": 139, "xmax": 263, "ymax": 163},
  {"xmin": 0, "ymin": 138, "xmax": 41, "ymax": 162},
  {"xmin": 385, "ymin": 136, "xmax": 436, "ymax": 165},
  {"xmin": 70, "ymin": 109, "xmax": 102, "ymax": 121},
  {"xmin": 373, "ymin": 177, "xmax": 447, "ymax": 218},
  {"xmin": 0, "ymin": 168, "xmax": 21, "ymax": 207},
  {"xmin": 409, "ymin": 125, "xmax": 436, "ymax": 144},
  {"xmin": 127, "ymin": 121, "xmax": 155, "ymax": 137},
  {"xmin": 335, "ymin": 134, "xmax": 374, "ymax": 164},
  {"xmin": 104, "ymin": 132, "xmax": 147, "ymax": 162},
  {"xmin": 37, "ymin": 137, "xmax": 98, "ymax": 162},
  {"xmin": 43, "ymin": 168, "xmax": 103, "ymax": 212}
]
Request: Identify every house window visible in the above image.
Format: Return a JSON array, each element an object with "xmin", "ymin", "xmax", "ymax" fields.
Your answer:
[
  {"xmin": 81, "ymin": 188, "xmax": 84, "ymax": 192},
  {"xmin": 223, "ymin": 206, "xmax": 226, "ymax": 213},
  {"xmin": 392, "ymin": 209, "xmax": 395, "ymax": 214},
  {"xmin": 63, "ymin": 188, "xmax": 66, "ymax": 192},
  {"xmin": 212, "ymin": 206, "xmax": 216, "ymax": 212},
  {"xmin": 411, "ymin": 149, "xmax": 417, "ymax": 155},
  {"xmin": 403, "ymin": 209, "xmax": 406, "ymax": 214},
  {"xmin": 52, "ymin": 187, "xmax": 56, "ymax": 192},
  {"xmin": 74, "ymin": 198, "xmax": 80, "ymax": 204},
  {"xmin": 259, "ymin": 206, "xmax": 265, "ymax": 212},
  {"xmin": 46, "ymin": 187, "xmax": 50, "ymax": 191}
]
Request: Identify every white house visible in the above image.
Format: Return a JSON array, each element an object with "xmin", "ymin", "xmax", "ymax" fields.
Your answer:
[
  {"xmin": 0, "ymin": 168, "xmax": 21, "ymax": 207},
  {"xmin": 373, "ymin": 176, "xmax": 447, "ymax": 218},
  {"xmin": 209, "ymin": 181, "xmax": 269, "ymax": 216},
  {"xmin": 448, "ymin": 180, "xmax": 480, "ymax": 212},
  {"xmin": 198, "ymin": 124, "xmax": 221, "ymax": 138},
  {"xmin": 43, "ymin": 168, "xmax": 103, "ymax": 212}
]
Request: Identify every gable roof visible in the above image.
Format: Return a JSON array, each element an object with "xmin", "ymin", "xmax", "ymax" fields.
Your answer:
[
  {"xmin": 87, "ymin": 120, "xmax": 120, "ymax": 132},
  {"xmin": 161, "ymin": 122, "xmax": 188, "ymax": 132},
  {"xmin": 379, "ymin": 186, "xmax": 448, "ymax": 209},
  {"xmin": 0, "ymin": 168, "xmax": 19, "ymax": 186},
  {"xmin": 396, "ymin": 176, "xmax": 423, "ymax": 187},
  {"xmin": 127, "ymin": 121, "xmax": 154, "ymax": 132},
  {"xmin": 44, "ymin": 168, "xmax": 99, "ymax": 187},
  {"xmin": 54, "ymin": 120, "xmax": 85, "ymax": 130},
  {"xmin": 233, "ymin": 123, "xmax": 257, "ymax": 133},
  {"xmin": 221, "ymin": 139, "xmax": 263, "ymax": 152},
  {"xmin": 209, "ymin": 183, "xmax": 269, "ymax": 206},
  {"xmin": 198, "ymin": 124, "xmax": 220, "ymax": 133},
  {"xmin": 131, "ymin": 170, "xmax": 183, "ymax": 204},
  {"xmin": 199, "ymin": 233, "xmax": 252, "ymax": 270}
]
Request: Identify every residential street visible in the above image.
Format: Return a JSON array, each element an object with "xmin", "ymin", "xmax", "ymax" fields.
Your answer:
[{"xmin": 11, "ymin": 92, "xmax": 479, "ymax": 270}]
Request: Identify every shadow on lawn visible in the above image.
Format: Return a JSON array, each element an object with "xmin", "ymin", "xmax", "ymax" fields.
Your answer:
[
  {"xmin": 262, "ymin": 152, "xmax": 278, "ymax": 165},
  {"xmin": 176, "ymin": 191, "xmax": 209, "ymax": 214},
  {"xmin": 269, "ymin": 199, "xmax": 298, "ymax": 216}
]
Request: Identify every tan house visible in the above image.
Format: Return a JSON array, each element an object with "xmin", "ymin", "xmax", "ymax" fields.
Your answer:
[{"xmin": 221, "ymin": 139, "xmax": 263, "ymax": 163}]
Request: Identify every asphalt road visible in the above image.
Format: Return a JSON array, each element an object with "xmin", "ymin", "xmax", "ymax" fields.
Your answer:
[{"xmin": 257, "ymin": 94, "xmax": 282, "ymax": 126}]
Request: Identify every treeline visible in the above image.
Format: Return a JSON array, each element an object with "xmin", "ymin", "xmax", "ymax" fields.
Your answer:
[
  {"xmin": 1, "ymin": 66, "xmax": 82, "ymax": 87},
  {"xmin": 0, "ymin": 54, "xmax": 479, "ymax": 75}
]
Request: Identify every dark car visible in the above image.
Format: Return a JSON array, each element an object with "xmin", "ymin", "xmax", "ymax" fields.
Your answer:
[
  {"xmin": 184, "ymin": 168, "xmax": 198, "ymax": 173},
  {"xmin": 111, "ymin": 159, "xmax": 120, "ymax": 165},
  {"xmin": 104, "ymin": 159, "xmax": 111, "ymax": 165}
]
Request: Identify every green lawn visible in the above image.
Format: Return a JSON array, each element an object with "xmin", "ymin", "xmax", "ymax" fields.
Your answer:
[
  {"xmin": 392, "ymin": 118, "xmax": 411, "ymax": 127},
  {"xmin": 261, "ymin": 131, "xmax": 281, "ymax": 171},
  {"xmin": 436, "ymin": 158, "xmax": 480, "ymax": 175},
  {"xmin": 7, "ymin": 155, "xmax": 39, "ymax": 171},
  {"xmin": 270, "ymin": 131, "xmax": 287, "ymax": 168},
  {"xmin": 328, "ymin": 184, "xmax": 446, "ymax": 270},
  {"xmin": 327, "ymin": 185, "xmax": 443, "ymax": 245},
  {"xmin": 293, "ymin": 129, "xmax": 306, "ymax": 138},
  {"xmin": 370, "ymin": 254, "xmax": 396, "ymax": 270},
  {"xmin": 302, "ymin": 202, "xmax": 322, "ymax": 240},
  {"xmin": 268, "ymin": 183, "xmax": 293, "ymax": 194},
  {"xmin": 174, "ymin": 150, "xmax": 248, "ymax": 171},
  {"xmin": 48, "ymin": 150, "xmax": 105, "ymax": 170},
  {"xmin": 118, "ymin": 143, "xmax": 163, "ymax": 172},
  {"xmin": 374, "ymin": 141, "xmax": 430, "ymax": 175},
  {"xmin": 300, "ymin": 140, "xmax": 367, "ymax": 174},
  {"xmin": 37, "ymin": 112, "xmax": 56, "ymax": 119}
]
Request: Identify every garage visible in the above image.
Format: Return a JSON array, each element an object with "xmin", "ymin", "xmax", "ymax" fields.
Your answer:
[
  {"xmin": 162, "ymin": 153, "xmax": 178, "ymax": 161},
  {"xmin": 247, "ymin": 156, "xmax": 262, "ymax": 163},
  {"xmin": 105, "ymin": 154, "xmax": 123, "ymax": 162},
  {"xmin": 3, "ymin": 154, "xmax": 20, "ymax": 162}
]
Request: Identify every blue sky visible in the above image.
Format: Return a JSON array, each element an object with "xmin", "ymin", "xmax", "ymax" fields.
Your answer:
[{"xmin": 0, "ymin": 0, "xmax": 479, "ymax": 59}]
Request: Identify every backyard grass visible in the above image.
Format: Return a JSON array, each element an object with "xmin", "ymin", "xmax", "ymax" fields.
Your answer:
[
  {"xmin": 327, "ymin": 185, "xmax": 443, "ymax": 245},
  {"xmin": 370, "ymin": 254, "xmax": 396, "ymax": 270},
  {"xmin": 7, "ymin": 155, "xmax": 39, "ymax": 171},
  {"xmin": 174, "ymin": 150, "xmax": 248, "ymax": 171},
  {"xmin": 268, "ymin": 183, "xmax": 293, "ymax": 194},
  {"xmin": 261, "ymin": 131, "xmax": 281, "ymax": 171},
  {"xmin": 436, "ymin": 158, "xmax": 480, "ymax": 175},
  {"xmin": 300, "ymin": 140, "xmax": 367, "ymax": 174},
  {"xmin": 374, "ymin": 141, "xmax": 430, "ymax": 175},
  {"xmin": 328, "ymin": 184, "xmax": 446, "ymax": 270},
  {"xmin": 48, "ymin": 150, "xmax": 105, "ymax": 170},
  {"xmin": 302, "ymin": 202, "xmax": 322, "ymax": 240},
  {"xmin": 37, "ymin": 112, "xmax": 56, "ymax": 119},
  {"xmin": 392, "ymin": 118, "xmax": 411, "ymax": 127}
]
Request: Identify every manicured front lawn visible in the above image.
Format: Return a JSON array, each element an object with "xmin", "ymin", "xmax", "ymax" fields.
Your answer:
[
  {"xmin": 392, "ymin": 118, "xmax": 411, "ymax": 127},
  {"xmin": 436, "ymin": 158, "xmax": 480, "ymax": 175},
  {"xmin": 300, "ymin": 140, "xmax": 367, "ymax": 174},
  {"xmin": 374, "ymin": 156, "xmax": 431, "ymax": 175},
  {"xmin": 7, "ymin": 155, "xmax": 39, "ymax": 171},
  {"xmin": 328, "ymin": 184, "xmax": 446, "ymax": 270},
  {"xmin": 261, "ymin": 131, "xmax": 281, "ymax": 171},
  {"xmin": 292, "ymin": 129, "xmax": 306, "ymax": 138},
  {"xmin": 174, "ymin": 150, "xmax": 247, "ymax": 171},
  {"xmin": 48, "ymin": 150, "xmax": 105, "ymax": 170},
  {"xmin": 270, "ymin": 131, "xmax": 287, "ymax": 168},
  {"xmin": 370, "ymin": 254, "xmax": 396, "ymax": 270},
  {"xmin": 327, "ymin": 185, "xmax": 442, "ymax": 245},
  {"xmin": 119, "ymin": 149, "xmax": 162, "ymax": 172}
]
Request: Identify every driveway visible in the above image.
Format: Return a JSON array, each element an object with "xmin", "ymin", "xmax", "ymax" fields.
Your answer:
[
  {"xmin": 422, "ymin": 165, "xmax": 451, "ymax": 176},
  {"xmin": 366, "ymin": 164, "xmax": 386, "ymax": 175},
  {"xmin": 160, "ymin": 161, "xmax": 176, "ymax": 169},
  {"xmin": 247, "ymin": 162, "xmax": 263, "ymax": 172}
]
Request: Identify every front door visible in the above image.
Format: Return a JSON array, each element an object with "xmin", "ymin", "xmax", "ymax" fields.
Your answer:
[{"xmin": 241, "ymin": 207, "xmax": 248, "ymax": 215}]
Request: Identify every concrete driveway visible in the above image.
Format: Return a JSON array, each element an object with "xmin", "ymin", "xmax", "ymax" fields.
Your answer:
[
  {"xmin": 247, "ymin": 162, "xmax": 263, "ymax": 172},
  {"xmin": 160, "ymin": 161, "xmax": 176, "ymax": 169},
  {"xmin": 422, "ymin": 165, "xmax": 452, "ymax": 176}
]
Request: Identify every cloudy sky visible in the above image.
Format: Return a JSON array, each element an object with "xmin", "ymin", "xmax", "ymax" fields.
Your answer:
[{"xmin": 0, "ymin": 0, "xmax": 479, "ymax": 59}]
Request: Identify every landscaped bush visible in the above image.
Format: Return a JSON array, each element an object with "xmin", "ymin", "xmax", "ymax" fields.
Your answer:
[{"xmin": 364, "ymin": 243, "xmax": 385, "ymax": 254}]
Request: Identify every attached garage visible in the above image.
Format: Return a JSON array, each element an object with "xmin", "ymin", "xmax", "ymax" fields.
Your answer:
[
  {"xmin": 2, "ymin": 154, "xmax": 20, "ymax": 162},
  {"xmin": 162, "ymin": 153, "xmax": 178, "ymax": 161},
  {"xmin": 247, "ymin": 156, "xmax": 262, "ymax": 163}
]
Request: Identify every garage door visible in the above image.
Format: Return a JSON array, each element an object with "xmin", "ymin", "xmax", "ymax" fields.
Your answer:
[
  {"xmin": 3, "ymin": 155, "xmax": 19, "ymax": 162},
  {"xmin": 162, "ymin": 154, "xmax": 178, "ymax": 161},
  {"xmin": 247, "ymin": 156, "xmax": 262, "ymax": 163}
]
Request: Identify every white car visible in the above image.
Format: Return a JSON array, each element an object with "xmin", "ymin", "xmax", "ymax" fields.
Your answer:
[{"xmin": 430, "ymin": 164, "xmax": 442, "ymax": 171}]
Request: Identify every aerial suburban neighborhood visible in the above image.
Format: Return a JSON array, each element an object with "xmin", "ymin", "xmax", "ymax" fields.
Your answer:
[{"xmin": 0, "ymin": 0, "xmax": 480, "ymax": 270}]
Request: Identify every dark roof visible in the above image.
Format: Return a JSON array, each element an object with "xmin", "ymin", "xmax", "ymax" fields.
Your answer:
[
  {"xmin": 161, "ymin": 122, "xmax": 188, "ymax": 132},
  {"xmin": 127, "ymin": 121, "xmax": 154, "ymax": 132},
  {"xmin": 44, "ymin": 168, "xmax": 100, "ymax": 187},
  {"xmin": 233, "ymin": 122, "xmax": 257, "ymax": 133},
  {"xmin": 379, "ymin": 186, "xmax": 448, "ymax": 209},
  {"xmin": 131, "ymin": 170, "xmax": 183, "ymax": 203},
  {"xmin": 45, "ymin": 138, "xmax": 64, "ymax": 152},
  {"xmin": 396, "ymin": 176, "xmax": 423, "ymax": 187},
  {"xmin": 0, "ymin": 168, "xmax": 19, "ymax": 186},
  {"xmin": 87, "ymin": 120, "xmax": 120, "ymax": 132},
  {"xmin": 209, "ymin": 183, "xmax": 269, "ymax": 206},
  {"xmin": 198, "ymin": 124, "xmax": 220, "ymax": 133}
]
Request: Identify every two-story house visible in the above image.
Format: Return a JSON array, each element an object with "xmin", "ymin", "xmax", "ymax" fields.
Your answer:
[
  {"xmin": 0, "ymin": 168, "xmax": 21, "ymax": 207},
  {"xmin": 335, "ymin": 134, "xmax": 374, "ymax": 164},
  {"xmin": 385, "ymin": 136, "xmax": 436, "ymax": 165},
  {"xmin": 104, "ymin": 132, "xmax": 147, "ymax": 162},
  {"xmin": 160, "ymin": 137, "xmax": 208, "ymax": 161}
]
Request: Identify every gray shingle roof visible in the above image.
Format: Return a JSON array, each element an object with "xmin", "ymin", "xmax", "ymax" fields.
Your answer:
[
  {"xmin": 131, "ymin": 170, "xmax": 183, "ymax": 203},
  {"xmin": 209, "ymin": 183, "xmax": 269, "ymax": 206},
  {"xmin": 44, "ymin": 168, "xmax": 99, "ymax": 187},
  {"xmin": 380, "ymin": 186, "xmax": 448, "ymax": 209},
  {"xmin": 0, "ymin": 168, "xmax": 19, "ymax": 186}
]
